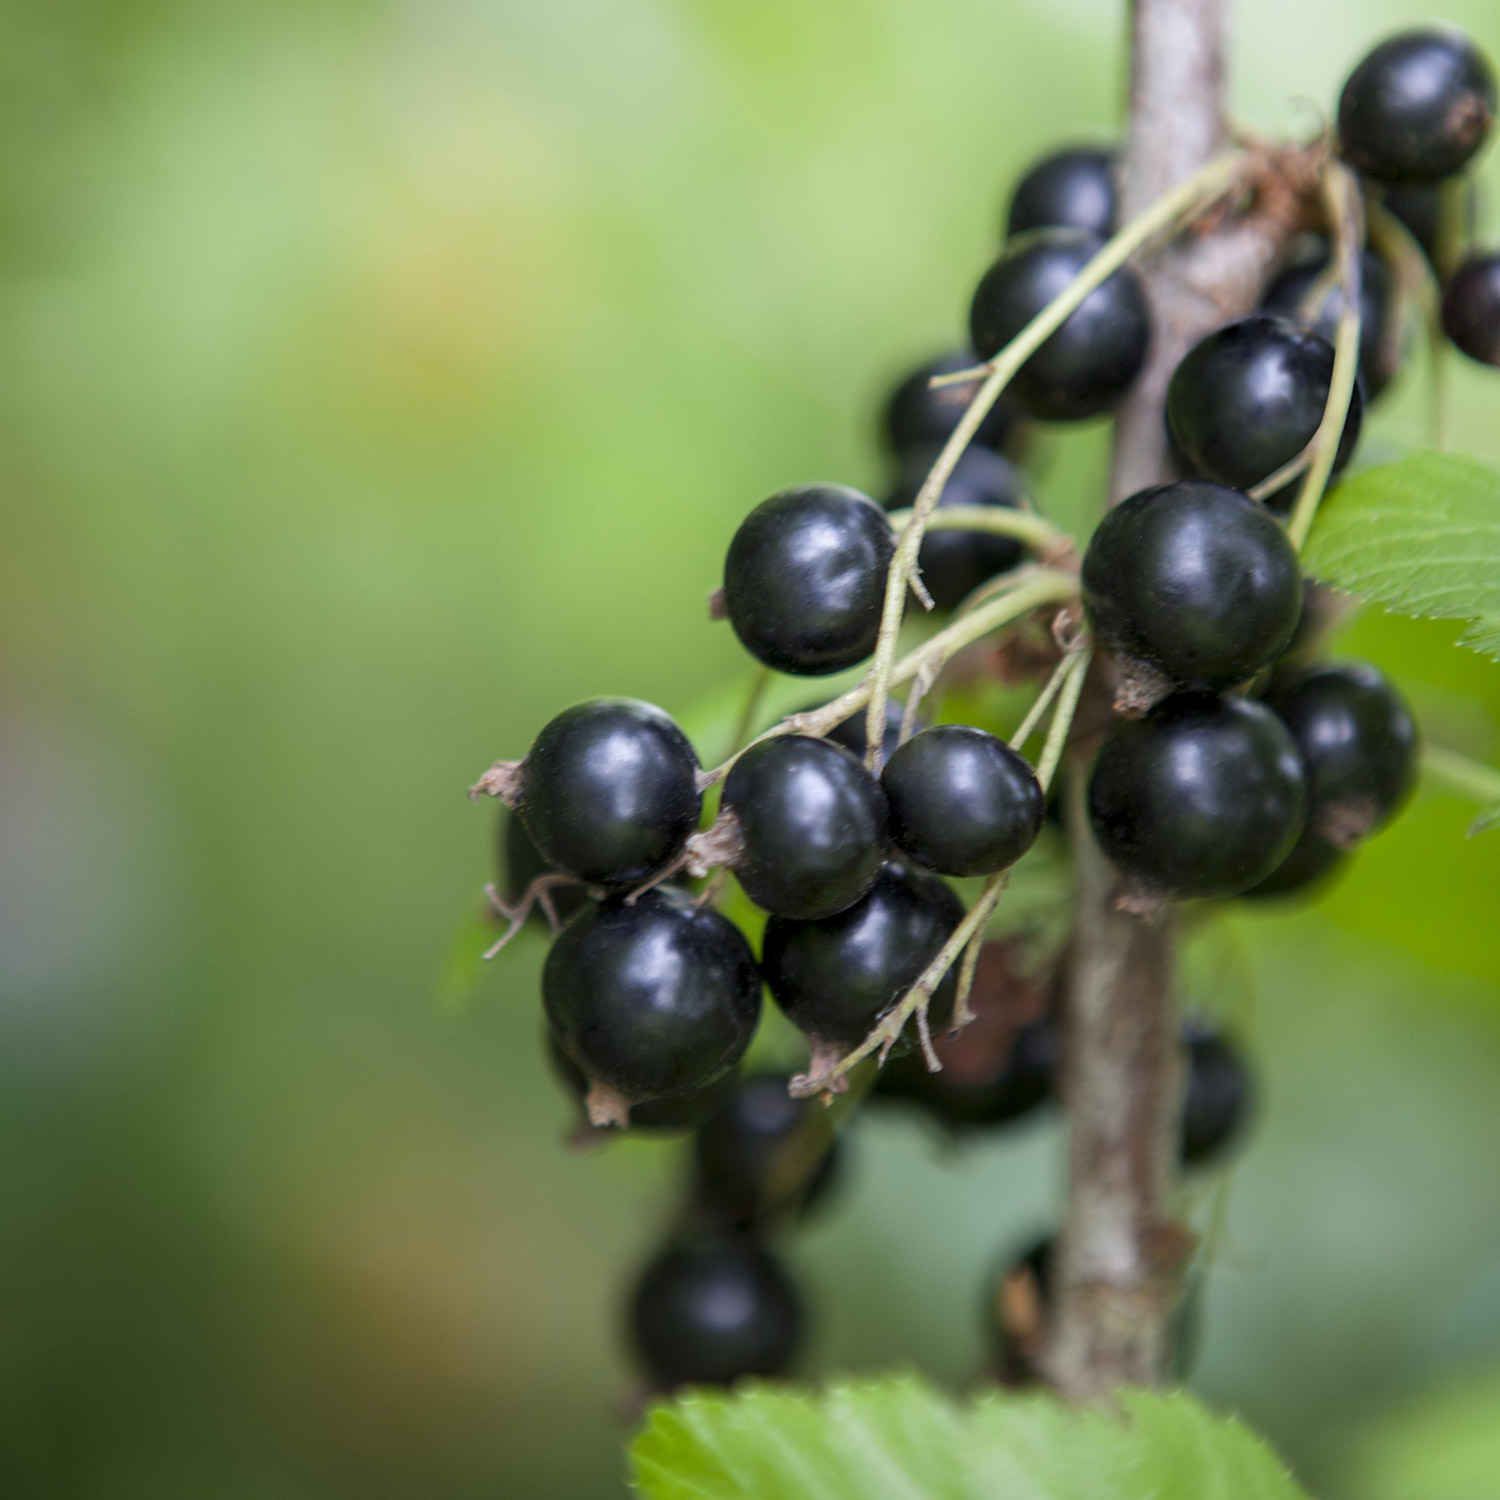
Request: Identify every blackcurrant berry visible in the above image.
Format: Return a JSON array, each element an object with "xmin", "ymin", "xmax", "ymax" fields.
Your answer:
[
  {"xmin": 826, "ymin": 699, "xmax": 913, "ymax": 766},
  {"xmin": 545, "ymin": 1030, "xmax": 733, "ymax": 1133},
  {"xmin": 724, "ymin": 485, "xmax": 895, "ymax": 676},
  {"xmin": 692, "ymin": 1073, "xmax": 843, "ymax": 1227},
  {"xmin": 1261, "ymin": 245, "xmax": 1399, "ymax": 397},
  {"xmin": 1339, "ymin": 27, "xmax": 1496, "ymax": 183},
  {"xmin": 1082, "ymin": 480, "xmax": 1302, "ymax": 690},
  {"xmin": 880, "ymin": 725, "xmax": 1043, "ymax": 876},
  {"xmin": 882, "ymin": 351, "xmax": 1026, "ymax": 456},
  {"xmin": 969, "ymin": 229, "xmax": 1150, "ymax": 421},
  {"xmin": 720, "ymin": 735, "xmax": 888, "ymax": 920},
  {"xmin": 629, "ymin": 1235, "xmax": 804, "ymax": 1390},
  {"xmin": 761, "ymin": 861, "xmax": 965, "ymax": 1052},
  {"xmin": 883, "ymin": 445, "xmax": 1026, "ymax": 610},
  {"xmin": 500, "ymin": 810, "xmax": 591, "ymax": 928},
  {"xmin": 1088, "ymin": 693, "xmax": 1307, "ymax": 901},
  {"xmin": 543, "ymin": 888, "xmax": 761, "ymax": 1105},
  {"xmin": 1179, "ymin": 1021, "xmax": 1254, "ymax": 1169},
  {"xmin": 519, "ymin": 698, "xmax": 701, "ymax": 890},
  {"xmin": 1166, "ymin": 316, "xmax": 1364, "ymax": 504},
  {"xmin": 1441, "ymin": 252, "xmax": 1500, "ymax": 367},
  {"xmin": 1239, "ymin": 826, "xmax": 1347, "ymax": 902},
  {"xmin": 1263, "ymin": 661, "xmax": 1418, "ymax": 848},
  {"xmin": 1006, "ymin": 145, "xmax": 1117, "ymax": 239}
]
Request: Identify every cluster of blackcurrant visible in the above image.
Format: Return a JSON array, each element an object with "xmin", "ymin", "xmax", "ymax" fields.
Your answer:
[{"xmin": 469, "ymin": 23, "xmax": 1494, "ymax": 1397}]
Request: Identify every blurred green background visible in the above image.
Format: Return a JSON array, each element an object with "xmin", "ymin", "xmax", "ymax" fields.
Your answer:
[{"xmin": 2, "ymin": 1, "xmax": 1500, "ymax": 1496}]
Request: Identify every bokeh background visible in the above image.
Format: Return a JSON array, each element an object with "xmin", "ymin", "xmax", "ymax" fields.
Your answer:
[{"xmin": 3, "ymin": 1, "xmax": 1500, "ymax": 1496}]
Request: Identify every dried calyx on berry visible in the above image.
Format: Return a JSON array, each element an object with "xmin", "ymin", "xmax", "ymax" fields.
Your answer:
[{"xmin": 545, "ymin": 1031, "xmax": 735, "ymax": 1138}]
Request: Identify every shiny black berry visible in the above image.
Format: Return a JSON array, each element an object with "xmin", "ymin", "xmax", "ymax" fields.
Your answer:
[
  {"xmin": 1339, "ymin": 27, "xmax": 1496, "ymax": 183},
  {"xmin": 545, "ymin": 1031, "xmax": 734, "ymax": 1134},
  {"xmin": 970, "ymin": 229, "xmax": 1150, "ymax": 421},
  {"xmin": 1088, "ymin": 693, "xmax": 1307, "ymax": 900},
  {"xmin": 762, "ymin": 862, "xmax": 965, "ymax": 1051},
  {"xmin": 1166, "ymin": 316, "xmax": 1364, "ymax": 504},
  {"xmin": 1261, "ymin": 245, "xmax": 1399, "ymax": 397},
  {"xmin": 1264, "ymin": 661, "xmax": 1418, "ymax": 848},
  {"xmin": 543, "ymin": 888, "xmax": 761, "ymax": 1103},
  {"xmin": 1239, "ymin": 825, "xmax": 1347, "ymax": 901},
  {"xmin": 519, "ymin": 698, "xmax": 701, "ymax": 890},
  {"xmin": 882, "ymin": 351, "xmax": 1026, "ymax": 456},
  {"xmin": 720, "ymin": 735, "xmax": 888, "ymax": 920},
  {"xmin": 1006, "ymin": 145, "xmax": 1117, "ymax": 239},
  {"xmin": 1442, "ymin": 252, "xmax": 1500, "ymax": 367},
  {"xmin": 880, "ymin": 725, "xmax": 1043, "ymax": 876},
  {"xmin": 692, "ymin": 1073, "xmax": 843, "ymax": 1227},
  {"xmin": 1082, "ymin": 481, "xmax": 1302, "ymax": 690},
  {"xmin": 826, "ymin": 699, "xmax": 912, "ymax": 766},
  {"xmin": 500, "ymin": 810, "xmax": 591, "ymax": 928},
  {"xmin": 629, "ymin": 1235, "xmax": 804, "ymax": 1390},
  {"xmin": 1180, "ymin": 1021, "xmax": 1254, "ymax": 1168},
  {"xmin": 724, "ymin": 485, "xmax": 894, "ymax": 676},
  {"xmin": 883, "ymin": 445, "xmax": 1026, "ymax": 610}
]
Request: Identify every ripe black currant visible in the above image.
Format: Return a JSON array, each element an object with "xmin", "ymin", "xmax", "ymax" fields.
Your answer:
[
  {"xmin": 719, "ymin": 735, "xmax": 888, "ymax": 920},
  {"xmin": 880, "ymin": 725, "xmax": 1043, "ymax": 876},
  {"xmin": 500, "ymin": 810, "xmax": 591, "ymax": 928},
  {"xmin": 543, "ymin": 888, "xmax": 761, "ymax": 1107},
  {"xmin": 1006, "ymin": 145, "xmax": 1117, "ymax": 239},
  {"xmin": 1338, "ymin": 27, "xmax": 1497, "ymax": 183},
  {"xmin": 1261, "ymin": 245, "xmax": 1398, "ymax": 397},
  {"xmin": 1239, "ymin": 826, "xmax": 1347, "ymax": 901},
  {"xmin": 883, "ymin": 445, "xmax": 1026, "ymax": 610},
  {"xmin": 1166, "ymin": 316, "xmax": 1364, "ymax": 505},
  {"xmin": 1441, "ymin": 252, "xmax": 1500, "ymax": 367},
  {"xmin": 629, "ymin": 1235, "xmax": 804, "ymax": 1390},
  {"xmin": 1179, "ymin": 1021, "xmax": 1254, "ymax": 1169},
  {"xmin": 546, "ymin": 1031, "xmax": 734, "ymax": 1134},
  {"xmin": 1082, "ymin": 480, "xmax": 1303, "ymax": 690},
  {"xmin": 826, "ymin": 699, "xmax": 913, "ymax": 766},
  {"xmin": 761, "ymin": 861, "xmax": 965, "ymax": 1053},
  {"xmin": 882, "ymin": 351, "xmax": 1026, "ymax": 457},
  {"xmin": 691, "ymin": 1073, "xmax": 843, "ymax": 1227},
  {"xmin": 1264, "ymin": 661, "xmax": 1418, "ymax": 848},
  {"xmin": 518, "ymin": 698, "xmax": 701, "ymax": 890},
  {"xmin": 969, "ymin": 229, "xmax": 1150, "ymax": 421},
  {"xmin": 1088, "ymin": 693, "xmax": 1307, "ymax": 901},
  {"xmin": 724, "ymin": 485, "xmax": 895, "ymax": 676}
]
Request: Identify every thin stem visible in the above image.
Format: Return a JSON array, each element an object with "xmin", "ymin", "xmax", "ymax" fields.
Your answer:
[
  {"xmin": 699, "ymin": 567, "xmax": 1077, "ymax": 787},
  {"xmin": 1010, "ymin": 653, "xmax": 1076, "ymax": 752},
  {"xmin": 726, "ymin": 667, "xmax": 772, "ymax": 757},
  {"xmin": 1036, "ymin": 649, "xmax": 1092, "ymax": 794},
  {"xmin": 1422, "ymin": 744, "xmax": 1500, "ymax": 806},
  {"xmin": 860, "ymin": 149, "xmax": 1251, "ymax": 768},
  {"xmin": 1287, "ymin": 162, "xmax": 1365, "ymax": 552},
  {"xmin": 886, "ymin": 504, "xmax": 1068, "ymax": 555}
]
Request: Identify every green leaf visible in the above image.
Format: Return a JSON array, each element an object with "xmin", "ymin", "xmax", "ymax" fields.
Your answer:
[
  {"xmin": 628, "ymin": 1375, "xmax": 1310, "ymax": 1500},
  {"xmin": 435, "ymin": 903, "xmax": 502, "ymax": 1013},
  {"xmin": 1303, "ymin": 452, "xmax": 1500, "ymax": 659}
]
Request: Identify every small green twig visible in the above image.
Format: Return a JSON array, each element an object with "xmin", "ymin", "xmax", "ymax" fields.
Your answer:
[
  {"xmin": 1010, "ymin": 652, "xmax": 1078, "ymax": 752},
  {"xmin": 1036, "ymin": 648, "xmax": 1092, "ymax": 795},
  {"xmin": 885, "ymin": 504, "xmax": 1069, "ymax": 556},
  {"xmin": 1422, "ymin": 744, "xmax": 1500, "ymax": 833},
  {"xmin": 1287, "ymin": 161, "xmax": 1365, "ymax": 552},
  {"xmin": 860, "ymin": 149, "xmax": 1252, "ymax": 770}
]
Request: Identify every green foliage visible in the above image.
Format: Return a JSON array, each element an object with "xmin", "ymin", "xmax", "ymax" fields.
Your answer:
[
  {"xmin": 1305, "ymin": 453, "xmax": 1500, "ymax": 659},
  {"xmin": 629, "ymin": 1375, "xmax": 1310, "ymax": 1500}
]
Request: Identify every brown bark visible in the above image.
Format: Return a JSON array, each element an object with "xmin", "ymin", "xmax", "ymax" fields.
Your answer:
[{"xmin": 1043, "ymin": 0, "xmax": 1309, "ymax": 1398}]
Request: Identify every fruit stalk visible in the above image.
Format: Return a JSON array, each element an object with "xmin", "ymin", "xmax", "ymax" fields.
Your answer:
[{"xmin": 1045, "ymin": 0, "xmax": 1273, "ymax": 1399}]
